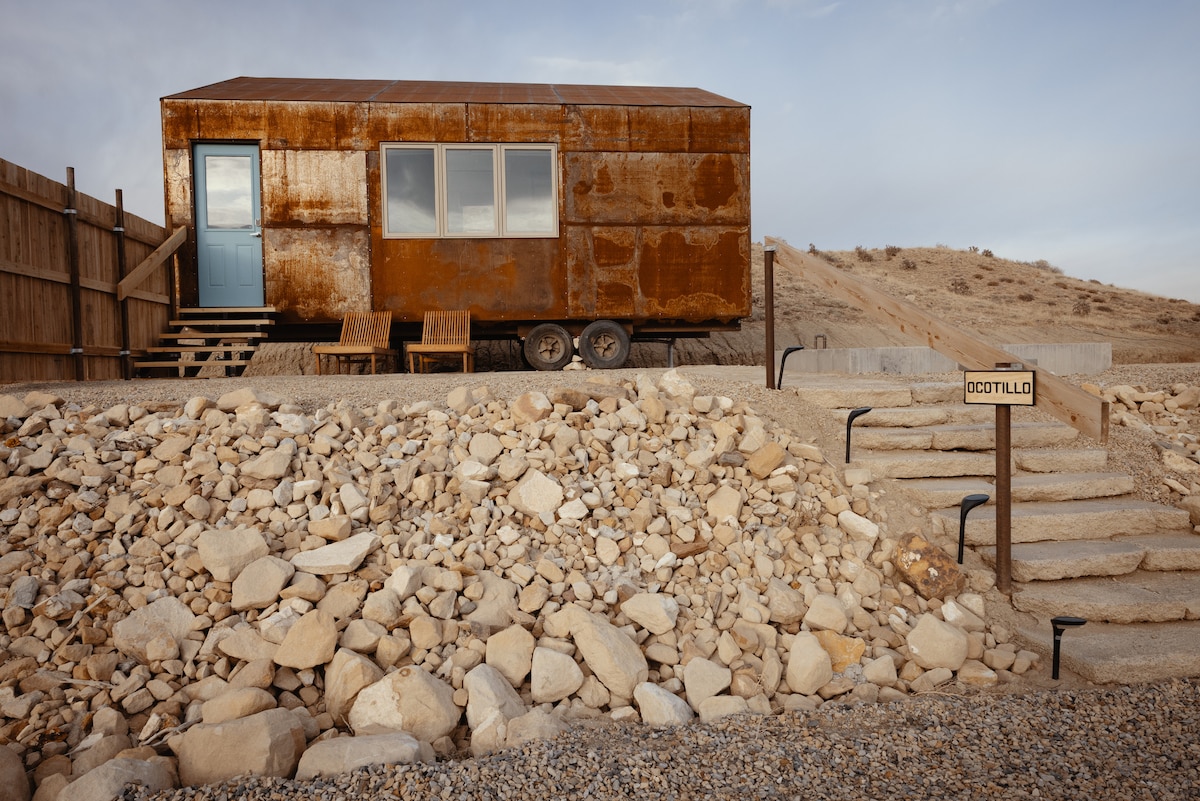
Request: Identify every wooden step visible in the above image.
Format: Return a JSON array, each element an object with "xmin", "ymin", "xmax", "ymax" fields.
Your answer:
[
  {"xmin": 146, "ymin": 345, "xmax": 260, "ymax": 354},
  {"xmin": 169, "ymin": 317, "xmax": 274, "ymax": 328},
  {"xmin": 176, "ymin": 306, "xmax": 276, "ymax": 315},
  {"xmin": 157, "ymin": 331, "xmax": 267, "ymax": 341}
]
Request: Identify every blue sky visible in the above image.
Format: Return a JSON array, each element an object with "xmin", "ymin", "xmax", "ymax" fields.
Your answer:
[{"xmin": 3, "ymin": 0, "xmax": 1197, "ymax": 301}]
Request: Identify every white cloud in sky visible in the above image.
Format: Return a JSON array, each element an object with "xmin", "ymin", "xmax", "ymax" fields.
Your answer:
[{"xmin": 1, "ymin": 0, "xmax": 1197, "ymax": 301}]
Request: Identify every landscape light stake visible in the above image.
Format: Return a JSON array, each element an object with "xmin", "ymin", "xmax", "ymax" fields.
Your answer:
[
  {"xmin": 957, "ymin": 493, "xmax": 990, "ymax": 564},
  {"xmin": 1051, "ymin": 616, "xmax": 1086, "ymax": 679},
  {"xmin": 777, "ymin": 346, "xmax": 805, "ymax": 389},
  {"xmin": 845, "ymin": 407, "xmax": 872, "ymax": 464}
]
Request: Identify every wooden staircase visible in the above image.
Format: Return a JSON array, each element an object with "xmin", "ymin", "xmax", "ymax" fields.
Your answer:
[
  {"xmin": 135, "ymin": 306, "xmax": 275, "ymax": 378},
  {"xmin": 793, "ymin": 376, "xmax": 1200, "ymax": 684}
]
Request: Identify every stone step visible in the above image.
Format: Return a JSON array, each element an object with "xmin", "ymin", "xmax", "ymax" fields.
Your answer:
[
  {"xmin": 1116, "ymin": 532, "xmax": 1200, "ymax": 571},
  {"xmin": 1017, "ymin": 619, "xmax": 1200, "ymax": 684},
  {"xmin": 910, "ymin": 382, "xmax": 964, "ymax": 404},
  {"xmin": 980, "ymin": 540, "xmax": 1146, "ymax": 581},
  {"xmin": 832, "ymin": 405, "xmax": 992, "ymax": 427},
  {"xmin": 932, "ymin": 498, "xmax": 1192, "ymax": 545},
  {"xmin": 853, "ymin": 421, "xmax": 1080, "ymax": 452},
  {"xmin": 1012, "ymin": 571, "xmax": 1200, "ymax": 624},
  {"xmin": 1013, "ymin": 448, "xmax": 1108, "ymax": 473},
  {"xmin": 894, "ymin": 477, "xmax": 995, "ymax": 509},
  {"xmin": 791, "ymin": 382, "xmax": 913, "ymax": 410},
  {"xmin": 849, "ymin": 450, "xmax": 996, "ymax": 479},
  {"xmin": 1010, "ymin": 472, "xmax": 1135, "ymax": 502}
]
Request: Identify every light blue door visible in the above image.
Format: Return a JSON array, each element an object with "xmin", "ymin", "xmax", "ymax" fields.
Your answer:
[{"xmin": 195, "ymin": 144, "xmax": 264, "ymax": 307}]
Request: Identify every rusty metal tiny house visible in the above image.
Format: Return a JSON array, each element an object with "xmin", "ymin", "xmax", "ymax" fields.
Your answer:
[{"xmin": 161, "ymin": 77, "xmax": 750, "ymax": 369}]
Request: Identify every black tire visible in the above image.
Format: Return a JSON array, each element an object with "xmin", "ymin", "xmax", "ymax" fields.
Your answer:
[
  {"xmin": 579, "ymin": 319, "xmax": 631, "ymax": 369},
  {"xmin": 523, "ymin": 323, "xmax": 574, "ymax": 371}
]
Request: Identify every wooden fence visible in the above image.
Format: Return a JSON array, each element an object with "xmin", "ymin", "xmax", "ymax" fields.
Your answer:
[{"xmin": 0, "ymin": 158, "xmax": 175, "ymax": 382}]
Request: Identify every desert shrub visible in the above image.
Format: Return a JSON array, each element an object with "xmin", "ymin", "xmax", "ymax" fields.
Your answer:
[
  {"xmin": 808, "ymin": 243, "xmax": 820, "ymax": 254},
  {"xmin": 1047, "ymin": 301, "xmax": 1058, "ymax": 307},
  {"xmin": 974, "ymin": 273, "xmax": 984, "ymax": 279},
  {"xmin": 854, "ymin": 246, "xmax": 874, "ymax": 262},
  {"xmin": 1089, "ymin": 279, "xmax": 1101, "ymax": 284},
  {"xmin": 1072, "ymin": 299, "xmax": 1091, "ymax": 316},
  {"xmin": 982, "ymin": 249, "xmax": 994, "ymax": 258},
  {"xmin": 1018, "ymin": 293, "xmax": 1035, "ymax": 302},
  {"xmin": 901, "ymin": 259, "xmax": 917, "ymax": 270},
  {"xmin": 1032, "ymin": 259, "xmax": 1063, "ymax": 274},
  {"xmin": 987, "ymin": 280, "xmax": 1000, "ymax": 287},
  {"xmin": 884, "ymin": 245, "xmax": 901, "ymax": 259},
  {"xmin": 968, "ymin": 245, "xmax": 979, "ymax": 253},
  {"xmin": 1157, "ymin": 314, "xmax": 1173, "ymax": 325},
  {"xmin": 950, "ymin": 278, "xmax": 971, "ymax": 295},
  {"xmin": 1000, "ymin": 277, "xmax": 1014, "ymax": 283},
  {"xmin": 1097, "ymin": 305, "xmax": 1113, "ymax": 312},
  {"xmin": 1053, "ymin": 281, "xmax": 1070, "ymax": 289},
  {"xmin": 1016, "ymin": 279, "xmax": 1026, "ymax": 285}
]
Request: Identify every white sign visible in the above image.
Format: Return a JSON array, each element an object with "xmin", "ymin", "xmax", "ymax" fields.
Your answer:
[{"xmin": 964, "ymin": 371, "xmax": 1036, "ymax": 405}]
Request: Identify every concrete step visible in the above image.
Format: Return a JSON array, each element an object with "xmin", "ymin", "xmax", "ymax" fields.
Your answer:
[
  {"xmin": 1018, "ymin": 619, "xmax": 1200, "ymax": 684},
  {"xmin": 1013, "ymin": 448, "xmax": 1108, "ymax": 473},
  {"xmin": 1010, "ymin": 472, "xmax": 1135, "ymax": 502},
  {"xmin": 933, "ymin": 498, "xmax": 1192, "ymax": 545},
  {"xmin": 980, "ymin": 540, "xmax": 1146, "ymax": 581},
  {"xmin": 895, "ymin": 477, "xmax": 995, "ymax": 509},
  {"xmin": 1012, "ymin": 571, "xmax": 1200, "ymax": 624},
  {"xmin": 849, "ymin": 450, "xmax": 996, "ymax": 479}
]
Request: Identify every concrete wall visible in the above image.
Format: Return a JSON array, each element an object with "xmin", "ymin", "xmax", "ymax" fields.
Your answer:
[{"xmin": 777, "ymin": 343, "xmax": 1112, "ymax": 377}]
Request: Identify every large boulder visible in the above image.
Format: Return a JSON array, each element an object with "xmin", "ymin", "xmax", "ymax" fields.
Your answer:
[
  {"xmin": 785, "ymin": 632, "xmax": 833, "ymax": 696},
  {"xmin": 906, "ymin": 614, "xmax": 969, "ymax": 671},
  {"xmin": 59, "ymin": 758, "xmax": 173, "ymax": 801},
  {"xmin": 175, "ymin": 708, "xmax": 306, "ymax": 786},
  {"xmin": 348, "ymin": 666, "xmax": 460, "ymax": 743},
  {"xmin": 112, "ymin": 596, "xmax": 195, "ymax": 665},
  {"xmin": 295, "ymin": 733, "xmax": 432, "ymax": 781}
]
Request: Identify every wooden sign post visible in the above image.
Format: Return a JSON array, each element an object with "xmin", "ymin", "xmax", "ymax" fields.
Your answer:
[{"xmin": 965, "ymin": 363, "xmax": 1035, "ymax": 595}]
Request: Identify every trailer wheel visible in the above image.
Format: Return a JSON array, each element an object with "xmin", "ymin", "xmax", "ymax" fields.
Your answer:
[
  {"xmin": 523, "ymin": 323, "xmax": 574, "ymax": 371},
  {"xmin": 579, "ymin": 320, "xmax": 631, "ymax": 369}
]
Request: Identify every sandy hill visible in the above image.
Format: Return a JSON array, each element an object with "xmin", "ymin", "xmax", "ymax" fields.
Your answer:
[{"xmin": 673, "ymin": 242, "xmax": 1200, "ymax": 368}]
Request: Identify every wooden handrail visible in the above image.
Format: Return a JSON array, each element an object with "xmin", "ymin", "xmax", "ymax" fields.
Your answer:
[
  {"xmin": 766, "ymin": 238, "xmax": 1109, "ymax": 443},
  {"xmin": 117, "ymin": 226, "xmax": 187, "ymax": 301}
]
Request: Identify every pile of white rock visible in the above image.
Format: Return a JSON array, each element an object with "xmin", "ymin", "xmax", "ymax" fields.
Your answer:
[
  {"xmin": 0, "ymin": 371, "xmax": 1036, "ymax": 798},
  {"xmin": 1088, "ymin": 381, "xmax": 1200, "ymax": 499}
]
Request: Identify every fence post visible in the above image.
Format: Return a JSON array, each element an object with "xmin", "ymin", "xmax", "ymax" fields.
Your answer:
[
  {"xmin": 65, "ymin": 168, "xmax": 85, "ymax": 381},
  {"xmin": 115, "ymin": 189, "xmax": 131, "ymax": 380}
]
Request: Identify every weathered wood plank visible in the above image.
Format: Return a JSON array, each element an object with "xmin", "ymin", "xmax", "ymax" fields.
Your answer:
[{"xmin": 118, "ymin": 226, "xmax": 187, "ymax": 301}]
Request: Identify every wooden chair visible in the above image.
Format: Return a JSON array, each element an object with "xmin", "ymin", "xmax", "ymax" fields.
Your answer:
[
  {"xmin": 312, "ymin": 311, "xmax": 398, "ymax": 375},
  {"xmin": 406, "ymin": 310, "xmax": 475, "ymax": 373}
]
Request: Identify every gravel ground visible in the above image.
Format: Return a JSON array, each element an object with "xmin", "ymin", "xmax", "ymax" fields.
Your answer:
[{"xmin": 122, "ymin": 678, "xmax": 1200, "ymax": 801}]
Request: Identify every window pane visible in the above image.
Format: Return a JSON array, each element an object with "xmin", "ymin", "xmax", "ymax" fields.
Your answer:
[
  {"xmin": 204, "ymin": 156, "xmax": 254, "ymax": 229},
  {"xmin": 504, "ymin": 149, "xmax": 555, "ymax": 233},
  {"xmin": 445, "ymin": 149, "xmax": 496, "ymax": 234},
  {"xmin": 385, "ymin": 148, "xmax": 437, "ymax": 234}
]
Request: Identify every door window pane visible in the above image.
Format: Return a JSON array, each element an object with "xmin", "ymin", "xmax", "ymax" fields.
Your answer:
[
  {"xmin": 504, "ymin": 149, "xmax": 555, "ymax": 234},
  {"xmin": 204, "ymin": 156, "xmax": 254, "ymax": 229},
  {"xmin": 385, "ymin": 148, "xmax": 437, "ymax": 234},
  {"xmin": 445, "ymin": 148, "xmax": 496, "ymax": 234}
]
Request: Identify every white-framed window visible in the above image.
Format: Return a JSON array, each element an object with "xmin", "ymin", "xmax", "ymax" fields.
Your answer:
[{"xmin": 382, "ymin": 143, "xmax": 558, "ymax": 238}]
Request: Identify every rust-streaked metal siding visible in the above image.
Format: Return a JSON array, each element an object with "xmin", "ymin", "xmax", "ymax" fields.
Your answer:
[{"xmin": 161, "ymin": 78, "xmax": 750, "ymax": 328}]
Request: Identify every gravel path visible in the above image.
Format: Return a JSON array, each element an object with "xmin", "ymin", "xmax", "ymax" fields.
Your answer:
[{"xmin": 124, "ymin": 678, "xmax": 1200, "ymax": 801}]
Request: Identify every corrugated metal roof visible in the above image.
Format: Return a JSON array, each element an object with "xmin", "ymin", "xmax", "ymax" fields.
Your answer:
[{"xmin": 164, "ymin": 77, "xmax": 747, "ymax": 108}]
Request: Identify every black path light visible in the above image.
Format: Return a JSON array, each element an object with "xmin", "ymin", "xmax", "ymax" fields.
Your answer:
[
  {"xmin": 1051, "ymin": 616, "xmax": 1087, "ymax": 680},
  {"xmin": 776, "ymin": 346, "xmax": 805, "ymax": 389},
  {"xmin": 957, "ymin": 493, "xmax": 991, "ymax": 564},
  {"xmin": 844, "ymin": 407, "xmax": 872, "ymax": 463}
]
